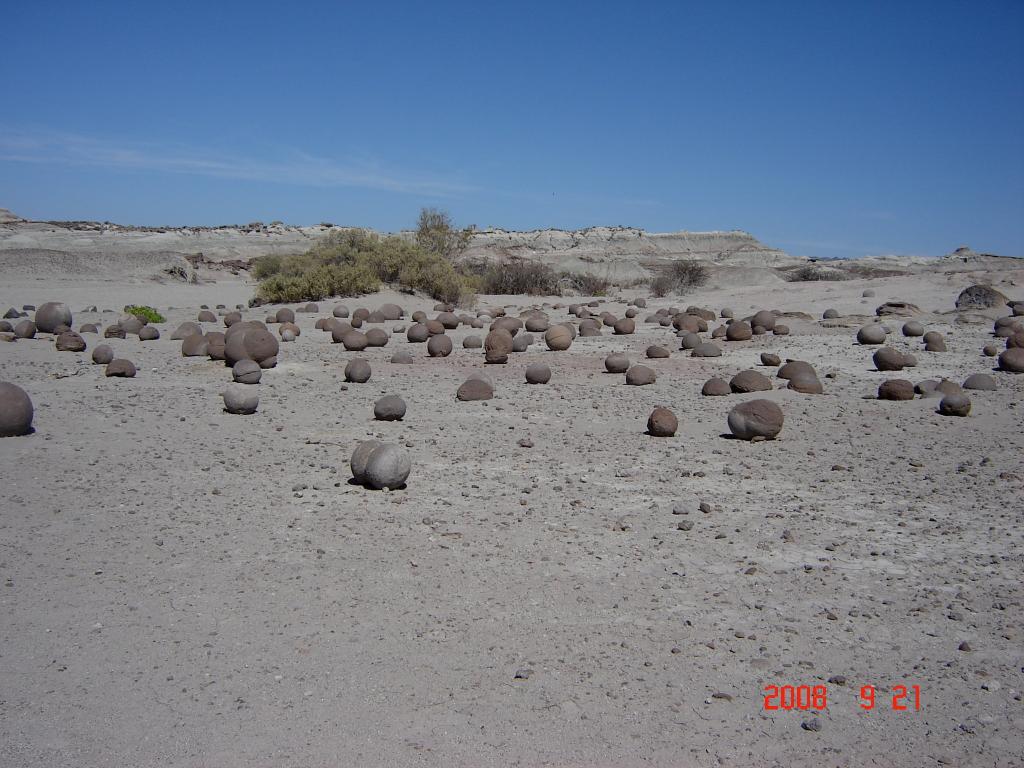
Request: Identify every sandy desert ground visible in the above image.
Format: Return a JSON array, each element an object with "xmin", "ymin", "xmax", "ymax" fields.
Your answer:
[{"xmin": 1, "ymin": 260, "xmax": 1023, "ymax": 767}]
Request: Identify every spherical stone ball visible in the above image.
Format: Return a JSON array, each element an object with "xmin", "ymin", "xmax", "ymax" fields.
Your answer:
[
  {"xmin": 632, "ymin": 298, "xmax": 648, "ymax": 308},
  {"xmin": 605, "ymin": 353, "xmax": 630, "ymax": 373},
  {"xmin": 772, "ymin": 323, "xmax": 790, "ymax": 336},
  {"xmin": 857, "ymin": 324, "xmax": 887, "ymax": 345},
  {"xmin": 391, "ymin": 350, "xmax": 414, "ymax": 364},
  {"xmin": 777, "ymin": 360, "xmax": 816, "ymax": 380},
  {"xmin": 924, "ymin": 334, "xmax": 947, "ymax": 352},
  {"xmin": 344, "ymin": 358, "xmax": 371, "ymax": 383},
  {"xmin": 171, "ymin": 322, "xmax": 202, "ymax": 340},
  {"xmin": 342, "ymin": 330, "xmax": 368, "ymax": 351},
  {"xmin": 701, "ymin": 377, "xmax": 731, "ymax": 396},
  {"xmin": 720, "ymin": 308, "xmax": 734, "ymax": 319},
  {"xmin": 275, "ymin": 308, "xmax": 295, "ymax": 324},
  {"xmin": 243, "ymin": 326, "xmax": 279, "ymax": 363},
  {"xmin": 92, "ymin": 344, "xmax": 115, "ymax": 364},
  {"xmin": 822, "ymin": 309, "xmax": 840, "ymax": 319},
  {"xmin": 105, "ymin": 359, "xmax": 137, "ymax": 378},
  {"xmin": 902, "ymin": 353, "xmax": 918, "ymax": 367},
  {"xmin": 491, "ymin": 317, "xmax": 522, "ymax": 336},
  {"xmin": 646, "ymin": 345, "xmax": 670, "ymax": 359},
  {"xmin": 223, "ymin": 382, "xmax": 258, "ymax": 414},
  {"xmin": 280, "ymin": 329, "xmax": 296, "ymax": 343},
  {"xmin": 433, "ymin": 303, "xmax": 451, "ymax": 312},
  {"xmin": 601, "ymin": 313, "xmax": 617, "ymax": 328},
  {"xmin": 333, "ymin": 305, "xmax": 350, "ymax": 319},
  {"xmin": 104, "ymin": 324, "xmax": 126, "ymax": 339},
  {"xmin": 878, "ymin": 379, "xmax": 915, "ymax": 401},
  {"xmin": 55, "ymin": 331, "xmax": 86, "ymax": 352},
  {"xmin": 525, "ymin": 363, "xmax": 551, "ymax": 384},
  {"xmin": 373, "ymin": 394, "xmax": 406, "ymax": 421},
  {"xmin": 411, "ymin": 310, "xmax": 427, "ymax": 323},
  {"xmin": 205, "ymin": 332, "xmax": 226, "ymax": 360},
  {"xmin": 579, "ymin": 319, "xmax": 602, "ymax": 336},
  {"xmin": 624, "ymin": 307, "xmax": 638, "ymax": 319},
  {"xmin": 751, "ymin": 310, "xmax": 776, "ymax": 331},
  {"xmin": 179, "ymin": 332, "xmax": 209, "ymax": 357},
  {"xmin": 463, "ymin": 335, "xmax": 482, "ymax": 349},
  {"xmin": 223, "ymin": 312, "xmax": 242, "ymax": 328},
  {"xmin": 363, "ymin": 443, "xmax": 412, "ymax": 490},
  {"xmin": 427, "ymin": 334, "xmax": 453, "ymax": 357},
  {"xmin": 0, "ymin": 382, "xmax": 34, "ymax": 437},
  {"xmin": 613, "ymin": 317, "xmax": 635, "ymax": 335},
  {"xmin": 485, "ymin": 329, "xmax": 514, "ymax": 363},
  {"xmin": 1007, "ymin": 332, "xmax": 1024, "ymax": 349},
  {"xmin": 676, "ymin": 332, "xmax": 700, "ymax": 350},
  {"xmin": 279, "ymin": 322, "xmax": 300, "ymax": 338},
  {"xmin": 437, "ymin": 312, "xmax": 460, "ymax": 330},
  {"xmin": 726, "ymin": 321, "xmax": 752, "ymax": 341},
  {"xmin": 963, "ymin": 373, "xmax": 997, "ymax": 391},
  {"xmin": 34, "ymin": 302, "xmax": 72, "ymax": 333},
  {"xmin": 902, "ymin": 321, "xmax": 925, "ymax": 337},
  {"xmin": 366, "ymin": 311, "xmax": 385, "ymax": 324},
  {"xmin": 424, "ymin": 320, "xmax": 445, "ymax": 336},
  {"xmin": 647, "ymin": 406, "xmax": 677, "ymax": 437},
  {"xmin": 406, "ymin": 324, "xmax": 429, "ymax": 343},
  {"xmin": 939, "ymin": 393, "xmax": 972, "ymax": 417},
  {"xmin": 232, "ymin": 359, "xmax": 262, "ymax": 384},
  {"xmin": 730, "ymin": 370, "xmax": 772, "ymax": 393},
  {"xmin": 365, "ymin": 328, "xmax": 389, "ymax": 347},
  {"xmin": 380, "ymin": 303, "xmax": 403, "ymax": 321},
  {"xmin": 350, "ymin": 440, "xmax": 383, "ymax": 484},
  {"xmin": 544, "ymin": 324, "xmax": 573, "ymax": 351},
  {"xmin": 457, "ymin": 378, "xmax": 494, "ymax": 401},
  {"xmin": 727, "ymin": 399, "xmax": 784, "ymax": 440},
  {"xmin": 138, "ymin": 326, "xmax": 160, "ymax": 341},
  {"xmin": 673, "ymin": 314, "xmax": 703, "ymax": 333},
  {"xmin": 873, "ymin": 347, "xmax": 905, "ymax": 371},
  {"xmin": 711, "ymin": 325, "xmax": 727, "ymax": 338},
  {"xmin": 691, "ymin": 342, "xmax": 723, "ymax": 358},
  {"xmin": 983, "ymin": 344, "xmax": 999, "ymax": 357},
  {"xmin": 198, "ymin": 310, "xmax": 217, "ymax": 323},
  {"xmin": 302, "ymin": 303, "xmax": 319, "ymax": 314},
  {"xmin": 625, "ymin": 365, "xmax": 656, "ymax": 385},
  {"xmin": 512, "ymin": 334, "xmax": 533, "ymax": 352},
  {"xmin": 997, "ymin": 347, "xmax": 1024, "ymax": 373},
  {"xmin": 788, "ymin": 374, "xmax": 824, "ymax": 394},
  {"xmin": 0, "ymin": 321, "xmax": 11, "ymax": 333},
  {"xmin": 761, "ymin": 352, "xmax": 782, "ymax": 366}
]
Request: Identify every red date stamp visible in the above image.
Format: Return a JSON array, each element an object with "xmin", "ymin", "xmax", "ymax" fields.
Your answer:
[{"xmin": 763, "ymin": 684, "xmax": 922, "ymax": 711}]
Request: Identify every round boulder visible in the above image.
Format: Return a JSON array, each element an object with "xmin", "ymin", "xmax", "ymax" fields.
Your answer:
[
  {"xmin": 373, "ymin": 394, "xmax": 406, "ymax": 421},
  {"xmin": 232, "ymin": 359, "xmax": 262, "ymax": 384},
  {"xmin": 365, "ymin": 328, "xmax": 389, "ymax": 347},
  {"xmin": 902, "ymin": 321, "xmax": 925, "ymax": 337},
  {"xmin": 625, "ymin": 365, "xmax": 656, "ymax": 385},
  {"xmin": 427, "ymin": 334, "xmax": 453, "ymax": 357},
  {"xmin": 873, "ymin": 347, "xmax": 905, "ymax": 371},
  {"xmin": 406, "ymin": 324, "xmax": 429, "ymax": 343},
  {"xmin": 613, "ymin": 317, "xmax": 635, "ymax": 335},
  {"xmin": 345, "ymin": 358, "xmax": 371, "ymax": 383},
  {"xmin": 138, "ymin": 326, "xmax": 160, "ymax": 341},
  {"xmin": 181, "ymin": 334, "xmax": 209, "ymax": 357},
  {"xmin": 730, "ymin": 370, "xmax": 772, "ymax": 393},
  {"xmin": 223, "ymin": 383, "xmax": 258, "ymax": 414},
  {"xmin": 878, "ymin": 379, "xmax": 915, "ymax": 401},
  {"xmin": 605, "ymin": 353, "xmax": 630, "ymax": 373},
  {"xmin": 105, "ymin": 359, "xmax": 137, "ymax": 378},
  {"xmin": 55, "ymin": 331, "xmax": 86, "ymax": 352},
  {"xmin": 726, "ymin": 321, "xmax": 752, "ymax": 341},
  {"xmin": 939, "ymin": 393, "xmax": 971, "ymax": 417},
  {"xmin": 35, "ymin": 302, "xmax": 72, "ymax": 333},
  {"xmin": 485, "ymin": 329, "xmax": 514, "ymax": 364},
  {"xmin": 457, "ymin": 378, "xmax": 494, "ymax": 401},
  {"xmin": 544, "ymin": 324, "xmax": 573, "ymax": 351},
  {"xmin": 342, "ymin": 330, "xmax": 368, "ymax": 351},
  {"xmin": 92, "ymin": 344, "xmax": 115, "ymax": 365},
  {"xmin": 463, "ymin": 335, "xmax": 482, "ymax": 349},
  {"xmin": 647, "ymin": 407, "xmax": 678, "ymax": 437},
  {"xmin": 998, "ymin": 348, "xmax": 1024, "ymax": 373},
  {"xmin": 963, "ymin": 373, "xmax": 996, "ymax": 391},
  {"xmin": 0, "ymin": 382, "xmax": 34, "ymax": 437},
  {"xmin": 14, "ymin": 320, "xmax": 36, "ymax": 339},
  {"xmin": 361, "ymin": 443, "xmax": 411, "ymax": 490},
  {"xmin": 701, "ymin": 377, "xmax": 730, "ymax": 396},
  {"xmin": 646, "ymin": 345, "xmax": 670, "ymax": 359},
  {"xmin": 857, "ymin": 324, "xmax": 887, "ymax": 344},
  {"xmin": 525, "ymin": 363, "xmax": 551, "ymax": 384},
  {"xmin": 691, "ymin": 342, "xmax": 722, "ymax": 358},
  {"xmin": 727, "ymin": 399, "xmax": 784, "ymax": 440},
  {"xmin": 275, "ymin": 307, "xmax": 295, "ymax": 324}
]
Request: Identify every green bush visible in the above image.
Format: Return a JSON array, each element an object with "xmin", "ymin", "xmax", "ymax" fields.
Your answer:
[
  {"xmin": 254, "ymin": 224, "xmax": 471, "ymax": 304},
  {"xmin": 783, "ymin": 264, "xmax": 850, "ymax": 282},
  {"xmin": 479, "ymin": 258, "xmax": 560, "ymax": 295},
  {"xmin": 124, "ymin": 304, "xmax": 166, "ymax": 323},
  {"xmin": 563, "ymin": 272, "xmax": 610, "ymax": 296}
]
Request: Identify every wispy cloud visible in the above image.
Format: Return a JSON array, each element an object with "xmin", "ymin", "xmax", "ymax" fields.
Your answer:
[{"xmin": 0, "ymin": 127, "xmax": 473, "ymax": 197}]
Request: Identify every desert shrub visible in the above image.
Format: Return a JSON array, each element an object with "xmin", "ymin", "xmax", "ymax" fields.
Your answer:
[
  {"xmin": 124, "ymin": 305, "xmax": 166, "ymax": 323},
  {"xmin": 416, "ymin": 208, "xmax": 474, "ymax": 260},
  {"xmin": 479, "ymin": 258, "xmax": 560, "ymax": 295},
  {"xmin": 251, "ymin": 254, "xmax": 284, "ymax": 280},
  {"xmin": 783, "ymin": 264, "xmax": 849, "ymax": 282},
  {"xmin": 650, "ymin": 260, "xmax": 709, "ymax": 297},
  {"xmin": 564, "ymin": 272, "xmax": 610, "ymax": 296},
  {"xmin": 254, "ymin": 225, "xmax": 472, "ymax": 303}
]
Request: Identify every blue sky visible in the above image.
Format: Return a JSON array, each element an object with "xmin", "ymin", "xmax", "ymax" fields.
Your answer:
[{"xmin": 1, "ymin": 0, "xmax": 1022, "ymax": 259}]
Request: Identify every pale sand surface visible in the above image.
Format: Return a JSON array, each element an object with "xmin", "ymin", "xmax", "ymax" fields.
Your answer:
[{"xmin": 1, "ymin": 268, "xmax": 1023, "ymax": 767}]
